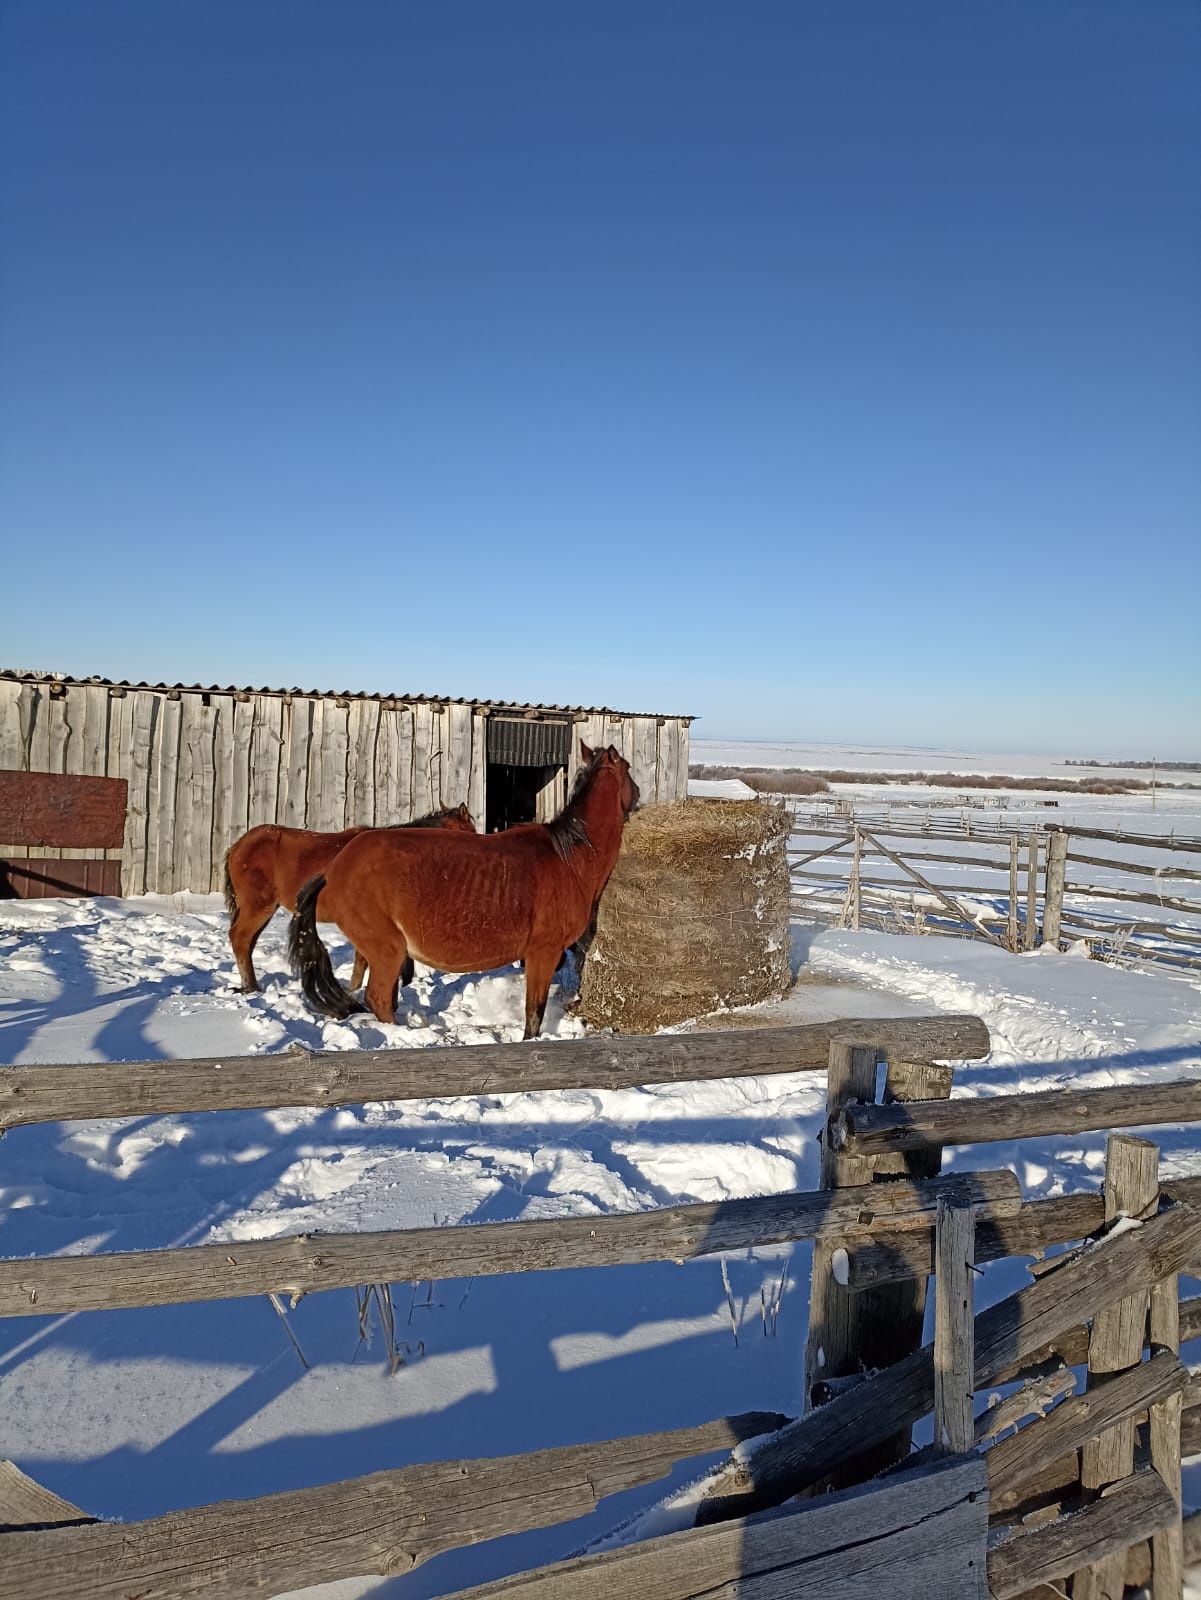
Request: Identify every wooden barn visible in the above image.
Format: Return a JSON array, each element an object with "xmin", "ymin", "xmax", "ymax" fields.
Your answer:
[{"xmin": 0, "ymin": 671, "xmax": 692, "ymax": 898}]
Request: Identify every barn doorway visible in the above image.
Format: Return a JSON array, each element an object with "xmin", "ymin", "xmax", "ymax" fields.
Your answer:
[{"xmin": 485, "ymin": 717, "xmax": 572, "ymax": 832}]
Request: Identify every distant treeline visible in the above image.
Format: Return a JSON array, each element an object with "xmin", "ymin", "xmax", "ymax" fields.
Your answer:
[
  {"xmin": 1066, "ymin": 759, "xmax": 1201, "ymax": 773},
  {"xmin": 689, "ymin": 764, "xmax": 1200, "ymax": 796}
]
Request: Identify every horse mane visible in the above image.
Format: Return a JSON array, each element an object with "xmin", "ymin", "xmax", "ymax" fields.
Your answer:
[
  {"xmin": 546, "ymin": 750, "xmax": 606, "ymax": 862},
  {"xmin": 409, "ymin": 806, "xmax": 460, "ymax": 828}
]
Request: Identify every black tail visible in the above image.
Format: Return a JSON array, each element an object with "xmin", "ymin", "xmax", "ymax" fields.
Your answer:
[
  {"xmin": 222, "ymin": 851, "xmax": 238, "ymax": 925},
  {"xmin": 288, "ymin": 876, "xmax": 362, "ymax": 1019}
]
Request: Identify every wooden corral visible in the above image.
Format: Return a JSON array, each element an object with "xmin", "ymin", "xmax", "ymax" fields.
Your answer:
[
  {"xmin": 786, "ymin": 806, "xmax": 1201, "ymax": 974},
  {"xmin": 2, "ymin": 1019, "xmax": 1200, "ymax": 1598},
  {"xmin": 0, "ymin": 671, "xmax": 692, "ymax": 895}
]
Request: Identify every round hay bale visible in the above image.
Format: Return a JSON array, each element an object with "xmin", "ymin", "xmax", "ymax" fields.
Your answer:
[{"xmin": 578, "ymin": 798, "xmax": 792, "ymax": 1033}]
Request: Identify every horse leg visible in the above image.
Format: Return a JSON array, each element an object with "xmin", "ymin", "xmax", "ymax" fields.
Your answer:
[
  {"xmin": 362, "ymin": 933, "xmax": 411, "ymax": 1025},
  {"xmin": 230, "ymin": 901, "xmax": 276, "ymax": 993},
  {"xmin": 349, "ymin": 950, "xmax": 367, "ymax": 989},
  {"xmin": 522, "ymin": 947, "xmax": 559, "ymax": 1040}
]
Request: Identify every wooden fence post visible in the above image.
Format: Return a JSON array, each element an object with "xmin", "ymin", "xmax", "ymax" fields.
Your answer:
[
  {"xmin": 805, "ymin": 1052, "xmax": 955, "ymax": 1485},
  {"xmin": 848, "ymin": 827, "xmax": 862, "ymax": 930},
  {"xmin": 934, "ymin": 1189, "xmax": 975, "ymax": 1456},
  {"xmin": 1043, "ymin": 830, "xmax": 1068, "ymax": 949},
  {"xmin": 804, "ymin": 1039, "xmax": 877, "ymax": 1421},
  {"xmin": 1074, "ymin": 1133, "xmax": 1160, "ymax": 1600},
  {"xmin": 1150, "ymin": 1273, "xmax": 1183, "ymax": 1598},
  {"xmin": 1008, "ymin": 835, "xmax": 1020, "ymax": 952},
  {"xmin": 1025, "ymin": 829, "xmax": 1039, "ymax": 951}
]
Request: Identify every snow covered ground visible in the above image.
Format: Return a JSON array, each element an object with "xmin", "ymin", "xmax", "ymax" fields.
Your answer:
[
  {"xmin": 693, "ymin": 737, "xmax": 1200, "ymax": 789},
  {"xmin": 1, "ymin": 894, "xmax": 1200, "ymax": 1597}
]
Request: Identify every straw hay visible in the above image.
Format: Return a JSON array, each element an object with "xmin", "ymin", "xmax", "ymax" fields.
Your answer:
[{"xmin": 578, "ymin": 798, "xmax": 793, "ymax": 1033}]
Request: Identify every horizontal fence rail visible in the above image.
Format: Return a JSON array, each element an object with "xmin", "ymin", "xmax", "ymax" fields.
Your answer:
[
  {"xmin": 0, "ymin": 1170, "xmax": 1022, "ymax": 1319},
  {"xmin": 0, "ymin": 1412, "xmax": 788, "ymax": 1600},
  {"xmin": 0, "ymin": 1016, "xmax": 992, "ymax": 1131},
  {"xmin": 833, "ymin": 1079, "xmax": 1201, "ymax": 1157}
]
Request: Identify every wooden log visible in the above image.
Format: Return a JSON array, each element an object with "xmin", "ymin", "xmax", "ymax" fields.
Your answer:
[
  {"xmin": 1043, "ymin": 829, "xmax": 1068, "ymax": 948},
  {"xmin": 1009, "ymin": 834, "xmax": 1020, "ymax": 951},
  {"xmin": 988, "ymin": 1469, "xmax": 1178, "ymax": 1600},
  {"xmin": 0, "ymin": 1169, "xmax": 1022, "ymax": 1319},
  {"xmin": 842, "ymin": 1175, "xmax": 1201, "ymax": 1295},
  {"xmin": 985, "ymin": 1348, "xmax": 1185, "ymax": 1503},
  {"xmin": 1066, "ymin": 849, "xmax": 1201, "ymax": 883},
  {"xmin": 1075, "ymin": 1134, "xmax": 1160, "ymax": 1600},
  {"xmin": 0, "ymin": 1461, "xmax": 91, "ymax": 1533},
  {"xmin": 0, "ymin": 1015, "xmax": 991, "ymax": 1131},
  {"xmin": 448, "ymin": 1454, "xmax": 988, "ymax": 1600},
  {"xmin": 693, "ymin": 1204, "xmax": 1201, "ymax": 1525},
  {"xmin": 974, "ymin": 1359, "xmax": 1076, "ymax": 1445},
  {"xmin": 934, "ymin": 1190, "xmax": 974, "ymax": 1456},
  {"xmin": 0, "ymin": 1411, "xmax": 788, "ymax": 1600},
  {"xmin": 1054, "ymin": 822, "xmax": 1201, "ymax": 852},
  {"xmin": 804, "ymin": 1040, "xmax": 877, "ymax": 1427},
  {"xmin": 1063, "ymin": 880, "xmax": 1201, "ymax": 916},
  {"xmin": 1149, "ymin": 1274, "xmax": 1183, "ymax": 1600},
  {"xmin": 834, "ymin": 1078, "xmax": 1201, "ymax": 1158}
]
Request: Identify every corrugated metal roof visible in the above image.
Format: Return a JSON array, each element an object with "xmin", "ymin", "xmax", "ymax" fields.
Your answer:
[{"xmin": 0, "ymin": 669, "xmax": 694, "ymax": 723}]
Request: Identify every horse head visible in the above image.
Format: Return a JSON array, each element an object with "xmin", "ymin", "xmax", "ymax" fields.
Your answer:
[{"xmin": 579, "ymin": 743, "xmax": 640, "ymax": 818}]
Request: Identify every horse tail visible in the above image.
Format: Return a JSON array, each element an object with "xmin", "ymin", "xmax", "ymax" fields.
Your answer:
[
  {"xmin": 222, "ymin": 851, "xmax": 239, "ymax": 925},
  {"xmin": 288, "ymin": 876, "xmax": 360, "ymax": 1019}
]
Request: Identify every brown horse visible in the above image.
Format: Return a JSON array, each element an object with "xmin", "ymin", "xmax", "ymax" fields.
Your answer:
[
  {"xmin": 288, "ymin": 746, "xmax": 638, "ymax": 1037},
  {"xmin": 224, "ymin": 803, "xmax": 474, "ymax": 993}
]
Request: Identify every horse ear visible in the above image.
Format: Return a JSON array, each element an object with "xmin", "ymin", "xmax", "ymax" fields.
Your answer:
[
  {"xmin": 607, "ymin": 744, "xmax": 621, "ymax": 760},
  {"xmin": 580, "ymin": 743, "xmax": 593, "ymax": 763}
]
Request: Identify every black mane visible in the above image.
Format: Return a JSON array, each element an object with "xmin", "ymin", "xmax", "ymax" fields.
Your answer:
[{"xmin": 546, "ymin": 750, "xmax": 606, "ymax": 862}]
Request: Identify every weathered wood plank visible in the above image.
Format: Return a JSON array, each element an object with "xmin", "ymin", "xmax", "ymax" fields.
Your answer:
[
  {"xmin": 1149, "ymin": 1274, "xmax": 1183, "ymax": 1600},
  {"xmin": 0, "ymin": 1461, "xmax": 91, "ymax": 1534},
  {"xmin": 443, "ymin": 702, "xmax": 473, "ymax": 809},
  {"xmin": 282, "ymin": 696, "xmax": 312, "ymax": 827},
  {"xmin": 843, "ymin": 1175, "xmax": 1201, "ymax": 1294},
  {"xmin": 1043, "ymin": 829, "xmax": 1068, "ymax": 946},
  {"xmin": 469, "ymin": 709, "xmax": 488, "ymax": 827},
  {"xmin": 694, "ymin": 1205, "xmax": 1201, "ymax": 1524},
  {"xmin": 227, "ymin": 694, "xmax": 254, "ymax": 844},
  {"xmin": 449, "ymin": 1454, "xmax": 987, "ymax": 1600},
  {"xmin": 0, "ymin": 1015, "xmax": 990, "ymax": 1130},
  {"xmin": 0, "ymin": 678, "xmax": 25, "ymax": 771},
  {"xmin": 1075, "ymin": 1136, "xmax": 1160, "ymax": 1600},
  {"xmin": 934, "ymin": 1190, "xmax": 974, "ymax": 1455},
  {"xmin": 988, "ymin": 1469, "xmax": 1177, "ymax": 1600},
  {"xmin": 410, "ymin": 701, "xmax": 437, "ymax": 816},
  {"xmin": 985, "ymin": 1348, "xmax": 1185, "ymax": 1503},
  {"xmin": 347, "ymin": 698, "xmax": 377, "ymax": 826},
  {"xmin": 0, "ymin": 1170, "xmax": 1020, "ymax": 1319},
  {"xmin": 206, "ymin": 695, "xmax": 233, "ymax": 889},
  {"xmin": 249, "ymin": 692, "xmax": 283, "ymax": 828},
  {"xmin": 0, "ymin": 1412, "xmax": 786, "ymax": 1600},
  {"xmin": 146, "ymin": 692, "xmax": 181, "ymax": 893},
  {"xmin": 836, "ymin": 1079, "xmax": 1201, "ymax": 1156}
]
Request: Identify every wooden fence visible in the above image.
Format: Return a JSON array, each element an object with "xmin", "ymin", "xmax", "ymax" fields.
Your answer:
[
  {"xmin": 787, "ymin": 806, "xmax": 1201, "ymax": 973},
  {"xmin": 2, "ymin": 1020, "xmax": 1200, "ymax": 1599}
]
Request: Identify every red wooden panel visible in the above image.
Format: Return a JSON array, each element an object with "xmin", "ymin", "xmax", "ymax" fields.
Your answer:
[
  {"xmin": 0, "ymin": 772, "xmax": 127, "ymax": 849},
  {"xmin": 0, "ymin": 857, "xmax": 123, "ymax": 899}
]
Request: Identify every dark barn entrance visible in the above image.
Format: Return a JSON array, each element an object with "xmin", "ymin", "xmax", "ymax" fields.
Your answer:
[{"xmin": 485, "ymin": 717, "xmax": 571, "ymax": 832}]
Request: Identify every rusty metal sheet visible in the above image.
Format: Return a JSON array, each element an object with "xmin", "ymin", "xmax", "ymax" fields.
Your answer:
[
  {"xmin": 0, "ymin": 857, "xmax": 123, "ymax": 899},
  {"xmin": 0, "ymin": 772, "xmax": 127, "ymax": 849}
]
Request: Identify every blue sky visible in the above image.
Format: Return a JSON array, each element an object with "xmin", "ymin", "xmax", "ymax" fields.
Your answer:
[{"xmin": 2, "ymin": 1, "xmax": 1198, "ymax": 756}]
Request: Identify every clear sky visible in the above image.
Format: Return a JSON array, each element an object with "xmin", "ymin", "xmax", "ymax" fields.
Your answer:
[{"xmin": 2, "ymin": 1, "xmax": 1198, "ymax": 756}]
